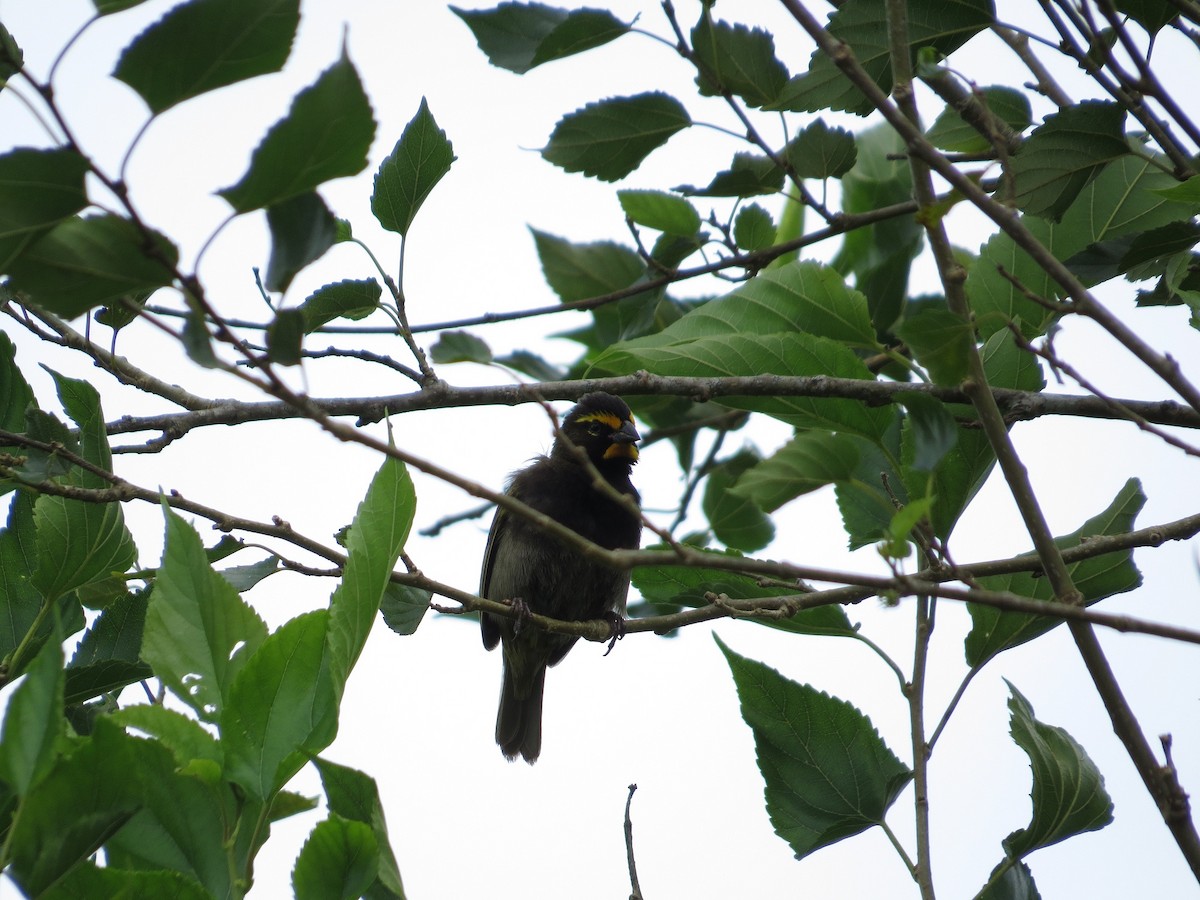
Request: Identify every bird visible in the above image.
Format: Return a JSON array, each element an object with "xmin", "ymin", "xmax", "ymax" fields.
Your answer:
[{"xmin": 480, "ymin": 392, "xmax": 643, "ymax": 763}]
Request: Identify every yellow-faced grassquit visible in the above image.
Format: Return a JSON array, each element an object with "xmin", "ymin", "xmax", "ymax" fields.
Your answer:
[{"xmin": 480, "ymin": 392, "xmax": 642, "ymax": 762}]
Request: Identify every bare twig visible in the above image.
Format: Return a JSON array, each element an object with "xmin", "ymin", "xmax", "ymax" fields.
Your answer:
[{"xmin": 624, "ymin": 784, "xmax": 644, "ymax": 900}]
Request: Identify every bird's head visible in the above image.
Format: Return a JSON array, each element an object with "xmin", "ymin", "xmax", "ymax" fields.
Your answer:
[{"xmin": 557, "ymin": 392, "xmax": 640, "ymax": 467}]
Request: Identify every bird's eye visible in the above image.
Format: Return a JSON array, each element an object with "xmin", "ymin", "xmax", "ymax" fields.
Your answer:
[{"xmin": 587, "ymin": 422, "xmax": 604, "ymax": 436}]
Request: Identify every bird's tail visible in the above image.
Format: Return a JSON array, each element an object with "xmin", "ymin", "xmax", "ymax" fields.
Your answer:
[{"xmin": 496, "ymin": 662, "xmax": 546, "ymax": 763}]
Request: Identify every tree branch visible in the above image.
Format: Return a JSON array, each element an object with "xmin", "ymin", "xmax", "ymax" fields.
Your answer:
[{"xmin": 97, "ymin": 375, "xmax": 1200, "ymax": 450}]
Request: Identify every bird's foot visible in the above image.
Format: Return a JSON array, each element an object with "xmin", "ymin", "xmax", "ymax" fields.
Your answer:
[
  {"xmin": 602, "ymin": 611, "xmax": 627, "ymax": 656},
  {"xmin": 509, "ymin": 596, "xmax": 532, "ymax": 636}
]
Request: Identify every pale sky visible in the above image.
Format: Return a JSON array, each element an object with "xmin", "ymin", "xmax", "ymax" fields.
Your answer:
[{"xmin": 2, "ymin": 1, "xmax": 1199, "ymax": 898}]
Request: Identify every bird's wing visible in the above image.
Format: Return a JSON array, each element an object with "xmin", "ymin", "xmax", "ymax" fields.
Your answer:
[{"xmin": 479, "ymin": 502, "xmax": 508, "ymax": 650}]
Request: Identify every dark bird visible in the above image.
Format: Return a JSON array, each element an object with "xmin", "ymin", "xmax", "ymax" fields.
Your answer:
[{"xmin": 480, "ymin": 392, "xmax": 642, "ymax": 763}]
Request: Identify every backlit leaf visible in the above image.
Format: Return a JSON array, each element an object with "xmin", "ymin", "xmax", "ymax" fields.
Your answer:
[
  {"xmin": 219, "ymin": 50, "xmax": 375, "ymax": 212},
  {"xmin": 718, "ymin": 637, "xmax": 912, "ymax": 860},
  {"xmin": 113, "ymin": 0, "xmax": 299, "ymax": 114},
  {"xmin": 372, "ymin": 99, "xmax": 456, "ymax": 237},
  {"xmin": 542, "ymin": 92, "xmax": 691, "ymax": 182}
]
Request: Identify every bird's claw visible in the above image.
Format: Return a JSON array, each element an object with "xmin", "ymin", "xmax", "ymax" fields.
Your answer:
[
  {"xmin": 602, "ymin": 611, "xmax": 627, "ymax": 656},
  {"xmin": 509, "ymin": 596, "xmax": 532, "ymax": 636}
]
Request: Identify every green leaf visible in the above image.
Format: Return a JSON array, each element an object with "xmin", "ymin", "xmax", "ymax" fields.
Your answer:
[
  {"xmin": 894, "ymin": 306, "xmax": 974, "ymax": 385},
  {"xmin": 831, "ymin": 124, "xmax": 921, "ymax": 334},
  {"xmin": 1119, "ymin": 220, "xmax": 1200, "ymax": 276},
  {"xmin": 94, "ymin": 0, "xmax": 155, "ymax": 12},
  {"xmin": 70, "ymin": 589, "xmax": 147, "ymax": 669},
  {"xmin": 1114, "ymin": 0, "xmax": 1178, "ymax": 35},
  {"xmin": 978, "ymin": 860, "xmax": 1043, "ymax": 900},
  {"xmin": 927, "ymin": 86, "xmax": 1031, "ymax": 153},
  {"xmin": 0, "ymin": 332, "xmax": 35, "ymax": 451},
  {"xmin": 542, "ymin": 92, "xmax": 691, "ymax": 182},
  {"xmin": 182, "ymin": 310, "xmax": 217, "ymax": 367},
  {"xmin": 703, "ymin": 451, "xmax": 774, "ymax": 552},
  {"xmin": 617, "ymin": 189, "xmax": 701, "ymax": 236},
  {"xmin": 113, "ymin": 0, "xmax": 300, "ymax": 114},
  {"xmin": 494, "ymin": 349, "xmax": 566, "ymax": 382},
  {"xmin": 6, "ymin": 214, "xmax": 178, "ymax": 319},
  {"xmin": 63, "ymin": 659, "xmax": 151, "ymax": 707},
  {"xmin": 33, "ymin": 373, "xmax": 137, "ymax": 601},
  {"xmin": 6, "ymin": 719, "xmax": 141, "ymax": 897},
  {"xmin": 0, "ymin": 638, "xmax": 64, "ymax": 795},
  {"xmin": 1003, "ymin": 682, "xmax": 1114, "ymax": 856},
  {"xmin": 314, "ymin": 757, "xmax": 407, "ymax": 899},
  {"xmin": 224, "ymin": 609, "xmax": 336, "ymax": 799},
  {"xmin": 109, "ymin": 704, "xmax": 222, "ymax": 776},
  {"xmin": 733, "ymin": 203, "xmax": 775, "ymax": 252},
  {"xmin": 531, "ymin": 228, "xmax": 643, "ymax": 302},
  {"xmin": 372, "ymin": 98, "xmax": 456, "ymax": 237},
  {"xmin": 882, "ymin": 497, "xmax": 935, "ymax": 558},
  {"xmin": 589, "ymin": 264, "xmax": 891, "ymax": 438},
  {"xmin": 774, "ymin": 0, "xmax": 994, "ymax": 115},
  {"xmin": 293, "ymin": 815, "xmax": 379, "ymax": 900},
  {"xmin": 11, "ymin": 407, "xmax": 75, "ymax": 485},
  {"xmin": 785, "ymin": 120, "xmax": 857, "ymax": 179},
  {"xmin": 1150, "ymin": 175, "xmax": 1200, "ymax": 202},
  {"xmin": 600, "ymin": 260, "xmax": 876, "ymax": 350},
  {"xmin": 327, "ymin": 456, "xmax": 415, "ymax": 687},
  {"xmin": 99, "ymin": 728, "xmax": 231, "ymax": 897},
  {"xmin": 632, "ymin": 552, "xmax": 854, "ymax": 638},
  {"xmin": 267, "ymin": 307, "xmax": 305, "ymax": 366},
  {"xmin": 218, "ymin": 554, "xmax": 280, "ymax": 592},
  {"xmin": 675, "ymin": 151, "xmax": 783, "ymax": 197},
  {"xmin": 264, "ymin": 192, "xmax": 337, "ymax": 293},
  {"xmin": 0, "ymin": 20, "xmax": 24, "ymax": 81},
  {"xmin": 648, "ymin": 232, "xmax": 707, "ymax": 270},
  {"xmin": 1010, "ymin": 102, "xmax": 1129, "ymax": 221},
  {"xmin": 300, "ymin": 278, "xmax": 382, "ymax": 331},
  {"xmin": 452, "ymin": 3, "xmax": 629, "ymax": 74},
  {"xmin": 0, "ymin": 494, "xmax": 43, "ymax": 665},
  {"xmin": 219, "ymin": 49, "xmax": 376, "ymax": 212},
  {"xmin": 907, "ymin": 423, "xmax": 993, "ymax": 542},
  {"xmin": 896, "ymin": 392, "xmax": 957, "ymax": 473},
  {"xmin": 599, "ymin": 331, "xmax": 894, "ymax": 438},
  {"xmin": 530, "ymin": 8, "xmax": 629, "ymax": 68},
  {"xmin": 379, "ymin": 583, "xmax": 431, "ymax": 637},
  {"xmin": 0, "ymin": 147, "xmax": 90, "ymax": 270},
  {"xmin": 65, "ymin": 588, "xmax": 151, "ymax": 704},
  {"xmin": 965, "ymin": 479, "xmax": 1145, "ymax": 666},
  {"xmin": 144, "ymin": 509, "xmax": 268, "ymax": 721},
  {"xmin": 691, "ymin": 16, "xmax": 788, "ymax": 108},
  {"xmin": 769, "ymin": 193, "xmax": 806, "ymax": 269},
  {"xmin": 206, "ymin": 534, "xmax": 248, "ymax": 564},
  {"xmin": 969, "ymin": 154, "xmax": 1200, "ymax": 339},
  {"xmin": 834, "ymin": 418, "xmax": 905, "ymax": 548},
  {"xmin": 429, "ymin": 330, "xmax": 493, "ymax": 364},
  {"xmin": 717, "ymin": 636, "xmax": 912, "ymax": 860},
  {"xmin": 981, "ymin": 327, "xmax": 1045, "ymax": 393},
  {"xmin": 729, "ymin": 431, "xmax": 861, "ymax": 512},
  {"xmin": 94, "ymin": 289, "xmax": 150, "ymax": 334},
  {"xmin": 270, "ymin": 790, "xmax": 320, "ymax": 823},
  {"xmin": 47, "ymin": 864, "xmax": 210, "ymax": 900}
]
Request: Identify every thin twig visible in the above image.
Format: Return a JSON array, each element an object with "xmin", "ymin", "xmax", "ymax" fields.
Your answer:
[{"xmin": 624, "ymin": 784, "xmax": 644, "ymax": 900}]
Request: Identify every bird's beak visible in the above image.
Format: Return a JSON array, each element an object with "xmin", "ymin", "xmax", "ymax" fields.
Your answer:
[{"xmin": 604, "ymin": 419, "xmax": 641, "ymax": 461}]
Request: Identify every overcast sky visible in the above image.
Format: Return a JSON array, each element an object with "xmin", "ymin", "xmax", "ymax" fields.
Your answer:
[{"xmin": 2, "ymin": 1, "xmax": 1199, "ymax": 898}]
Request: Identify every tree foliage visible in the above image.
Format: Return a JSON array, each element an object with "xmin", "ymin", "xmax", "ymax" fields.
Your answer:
[{"xmin": 1, "ymin": 1, "xmax": 1199, "ymax": 897}]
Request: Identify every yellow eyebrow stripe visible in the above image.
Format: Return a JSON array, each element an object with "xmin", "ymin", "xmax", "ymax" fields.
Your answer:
[{"xmin": 576, "ymin": 412, "xmax": 625, "ymax": 429}]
